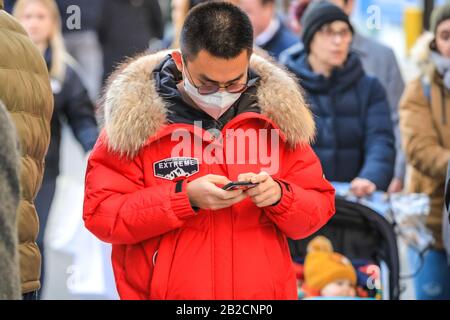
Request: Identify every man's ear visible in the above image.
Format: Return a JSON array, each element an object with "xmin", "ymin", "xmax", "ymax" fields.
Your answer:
[{"xmin": 171, "ymin": 51, "xmax": 183, "ymax": 72}]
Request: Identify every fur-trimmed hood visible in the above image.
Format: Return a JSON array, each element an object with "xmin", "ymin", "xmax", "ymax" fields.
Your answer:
[
  {"xmin": 410, "ymin": 31, "xmax": 435, "ymax": 81},
  {"xmin": 102, "ymin": 50, "xmax": 315, "ymax": 158}
]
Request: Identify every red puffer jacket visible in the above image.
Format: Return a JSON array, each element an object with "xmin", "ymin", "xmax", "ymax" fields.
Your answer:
[{"xmin": 83, "ymin": 51, "xmax": 335, "ymax": 300}]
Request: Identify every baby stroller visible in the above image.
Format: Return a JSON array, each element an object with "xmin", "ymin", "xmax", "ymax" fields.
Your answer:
[{"xmin": 289, "ymin": 185, "xmax": 400, "ymax": 300}]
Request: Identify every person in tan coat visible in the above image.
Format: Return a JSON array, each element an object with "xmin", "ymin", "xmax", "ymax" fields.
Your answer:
[
  {"xmin": 399, "ymin": 3, "xmax": 450, "ymax": 300},
  {"xmin": 0, "ymin": 0, "xmax": 53, "ymax": 299}
]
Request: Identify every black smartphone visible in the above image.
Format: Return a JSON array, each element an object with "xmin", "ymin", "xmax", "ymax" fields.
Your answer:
[{"xmin": 222, "ymin": 181, "xmax": 259, "ymax": 191}]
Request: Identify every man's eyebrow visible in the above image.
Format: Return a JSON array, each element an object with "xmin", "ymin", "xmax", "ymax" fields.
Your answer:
[{"xmin": 198, "ymin": 72, "xmax": 246, "ymax": 85}]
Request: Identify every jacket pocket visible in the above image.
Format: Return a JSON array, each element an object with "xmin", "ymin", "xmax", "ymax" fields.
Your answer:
[
  {"xmin": 149, "ymin": 230, "xmax": 181, "ymax": 299},
  {"xmin": 123, "ymin": 243, "xmax": 155, "ymax": 297}
]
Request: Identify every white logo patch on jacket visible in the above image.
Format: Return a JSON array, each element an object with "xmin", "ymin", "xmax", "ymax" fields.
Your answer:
[{"xmin": 153, "ymin": 157, "xmax": 200, "ymax": 181}]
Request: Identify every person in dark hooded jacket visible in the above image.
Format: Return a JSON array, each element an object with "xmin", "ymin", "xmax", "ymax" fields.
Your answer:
[{"xmin": 281, "ymin": 1, "xmax": 395, "ymax": 196}]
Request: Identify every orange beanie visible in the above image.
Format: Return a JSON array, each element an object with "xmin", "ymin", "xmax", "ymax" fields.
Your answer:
[{"xmin": 303, "ymin": 236, "xmax": 357, "ymax": 292}]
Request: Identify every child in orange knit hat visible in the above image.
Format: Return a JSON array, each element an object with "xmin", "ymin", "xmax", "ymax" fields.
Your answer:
[{"xmin": 303, "ymin": 236, "xmax": 357, "ymax": 298}]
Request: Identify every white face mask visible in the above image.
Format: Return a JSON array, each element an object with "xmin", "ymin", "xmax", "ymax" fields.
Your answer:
[{"xmin": 183, "ymin": 67, "xmax": 243, "ymax": 120}]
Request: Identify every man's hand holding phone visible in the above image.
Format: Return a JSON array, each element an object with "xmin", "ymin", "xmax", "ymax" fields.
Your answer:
[
  {"xmin": 187, "ymin": 174, "xmax": 247, "ymax": 210},
  {"xmin": 238, "ymin": 171, "xmax": 282, "ymax": 208},
  {"xmin": 187, "ymin": 172, "xmax": 281, "ymax": 211}
]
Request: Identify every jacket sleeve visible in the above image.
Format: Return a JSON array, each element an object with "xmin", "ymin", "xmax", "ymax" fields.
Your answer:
[
  {"xmin": 358, "ymin": 78, "xmax": 396, "ymax": 190},
  {"xmin": 263, "ymin": 144, "xmax": 335, "ymax": 240},
  {"xmin": 399, "ymin": 79, "xmax": 450, "ymax": 180},
  {"xmin": 63, "ymin": 66, "xmax": 99, "ymax": 152},
  {"xmin": 83, "ymin": 131, "xmax": 198, "ymax": 245}
]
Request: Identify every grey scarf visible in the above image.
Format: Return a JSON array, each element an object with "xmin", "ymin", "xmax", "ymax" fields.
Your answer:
[{"xmin": 431, "ymin": 51, "xmax": 450, "ymax": 90}]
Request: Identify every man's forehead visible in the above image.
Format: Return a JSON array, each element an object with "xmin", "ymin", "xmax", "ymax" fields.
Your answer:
[{"xmin": 187, "ymin": 49, "xmax": 250, "ymax": 65}]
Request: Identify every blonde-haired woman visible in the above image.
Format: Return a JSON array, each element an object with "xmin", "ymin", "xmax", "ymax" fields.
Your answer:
[{"xmin": 14, "ymin": 0, "xmax": 98, "ymax": 297}]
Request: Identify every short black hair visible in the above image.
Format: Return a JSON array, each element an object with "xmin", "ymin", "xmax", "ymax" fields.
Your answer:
[{"xmin": 180, "ymin": 1, "xmax": 254, "ymax": 61}]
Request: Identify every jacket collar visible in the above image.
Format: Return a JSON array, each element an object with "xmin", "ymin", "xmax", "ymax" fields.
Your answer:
[
  {"xmin": 102, "ymin": 50, "xmax": 315, "ymax": 158},
  {"xmin": 283, "ymin": 47, "xmax": 364, "ymax": 93}
]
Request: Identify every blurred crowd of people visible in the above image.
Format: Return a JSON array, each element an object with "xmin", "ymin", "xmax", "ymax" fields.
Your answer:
[{"xmin": 0, "ymin": 0, "xmax": 449, "ymax": 300}]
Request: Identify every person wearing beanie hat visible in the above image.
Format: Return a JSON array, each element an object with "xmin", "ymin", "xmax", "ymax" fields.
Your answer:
[
  {"xmin": 399, "ymin": 1, "xmax": 450, "ymax": 300},
  {"xmin": 327, "ymin": 0, "xmax": 406, "ymax": 196},
  {"xmin": 303, "ymin": 236, "xmax": 357, "ymax": 297},
  {"xmin": 281, "ymin": 2, "xmax": 395, "ymax": 196},
  {"xmin": 300, "ymin": 1, "xmax": 353, "ymax": 53}
]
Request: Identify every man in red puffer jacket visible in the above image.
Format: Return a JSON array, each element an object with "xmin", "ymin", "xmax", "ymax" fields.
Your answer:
[{"xmin": 83, "ymin": 2, "xmax": 335, "ymax": 300}]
